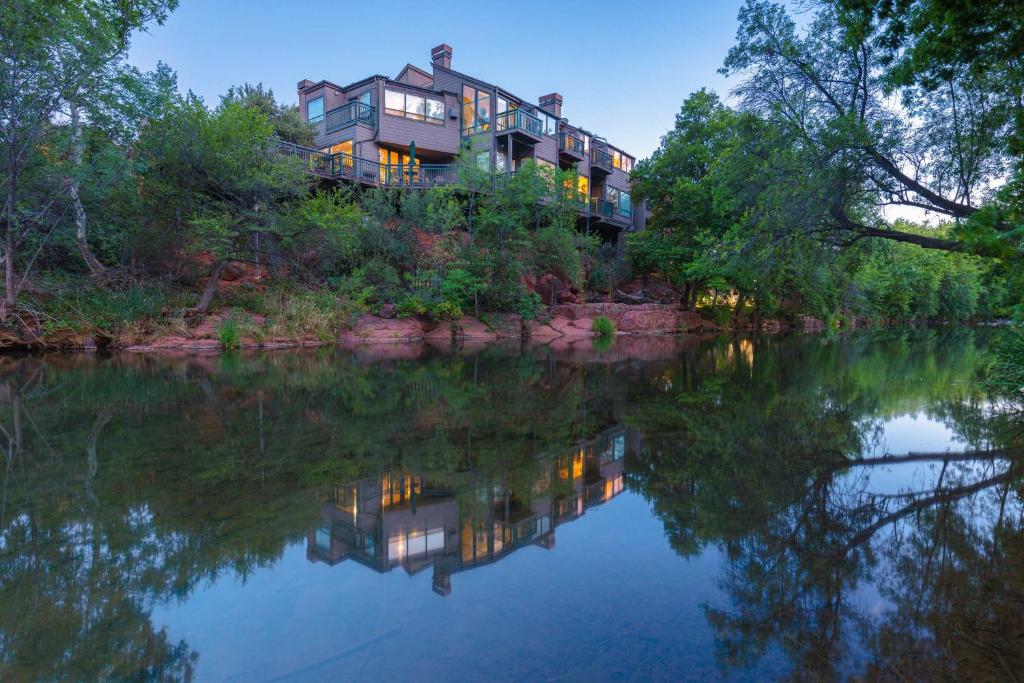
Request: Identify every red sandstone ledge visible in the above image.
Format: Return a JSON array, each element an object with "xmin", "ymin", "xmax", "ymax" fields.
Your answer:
[{"xmin": 0, "ymin": 304, "xmax": 842, "ymax": 352}]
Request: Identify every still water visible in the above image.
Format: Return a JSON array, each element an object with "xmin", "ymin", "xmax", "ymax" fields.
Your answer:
[{"xmin": 1, "ymin": 330, "xmax": 1021, "ymax": 681}]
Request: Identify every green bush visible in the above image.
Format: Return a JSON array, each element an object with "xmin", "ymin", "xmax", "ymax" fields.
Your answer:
[
  {"xmin": 216, "ymin": 317, "xmax": 242, "ymax": 349},
  {"xmin": 593, "ymin": 315, "xmax": 615, "ymax": 337}
]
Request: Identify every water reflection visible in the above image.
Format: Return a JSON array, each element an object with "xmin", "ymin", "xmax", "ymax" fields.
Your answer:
[
  {"xmin": 0, "ymin": 329, "xmax": 1020, "ymax": 681},
  {"xmin": 308, "ymin": 427, "xmax": 631, "ymax": 596}
]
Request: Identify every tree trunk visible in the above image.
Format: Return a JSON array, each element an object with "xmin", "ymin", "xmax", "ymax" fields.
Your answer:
[
  {"xmin": 67, "ymin": 104, "xmax": 106, "ymax": 279},
  {"xmin": 732, "ymin": 292, "xmax": 746, "ymax": 325},
  {"xmin": 2, "ymin": 147, "xmax": 17, "ymax": 321},
  {"xmin": 688, "ymin": 283, "xmax": 701, "ymax": 312},
  {"xmin": 194, "ymin": 260, "xmax": 226, "ymax": 313}
]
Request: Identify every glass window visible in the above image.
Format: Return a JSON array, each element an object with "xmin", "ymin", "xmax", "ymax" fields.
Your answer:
[
  {"xmin": 497, "ymin": 97, "xmax": 508, "ymax": 115},
  {"xmin": 582, "ymin": 134, "xmax": 590, "ymax": 153},
  {"xmin": 405, "ymin": 94, "xmax": 425, "ymax": 121},
  {"xmin": 621, "ymin": 155, "xmax": 633, "ymax": 173},
  {"xmin": 425, "ymin": 98, "xmax": 444, "ymax": 123},
  {"xmin": 357, "ymin": 90, "xmax": 372, "ymax": 106},
  {"xmin": 612, "ymin": 150, "xmax": 622, "ymax": 169},
  {"xmin": 620, "ymin": 191, "xmax": 632, "ymax": 215},
  {"xmin": 607, "ymin": 187, "xmax": 619, "ymax": 205},
  {"xmin": 307, "ymin": 96, "xmax": 324, "ymax": 122},
  {"xmin": 463, "ymin": 85, "xmax": 476, "ymax": 133},
  {"xmin": 476, "ymin": 150, "xmax": 490, "ymax": 170},
  {"xmin": 476, "ymin": 91, "xmax": 490, "ymax": 130},
  {"xmin": 577, "ymin": 175, "xmax": 589, "ymax": 198},
  {"xmin": 495, "ymin": 150, "xmax": 507, "ymax": 172},
  {"xmin": 384, "ymin": 90, "xmax": 405, "ymax": 116}
]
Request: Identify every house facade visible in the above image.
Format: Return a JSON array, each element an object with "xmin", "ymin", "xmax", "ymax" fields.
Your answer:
[{"xmin": 293, "ymin": 43, "xmax": 645, "ymax": 236}]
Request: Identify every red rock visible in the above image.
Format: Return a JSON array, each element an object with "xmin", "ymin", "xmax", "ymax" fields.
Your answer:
[
  {"xmin": 546, "ymin": 316, "xmax": 597, "ymax": 336},
  {"xmin": 617, "ymin": 309, "xmax": 678, "ymax": 334},
  {"xmin": 455, "ymin": 316, "xmax": 499, "ymax": 340},
  {"xmin": 378, "ymin": 303, "xmax": 397, "ymax": 319},
  {"xmin": 126, "ymin": 337, "xmax": 222, "ymax": 352},
  {"xmin": 339, "ymin": 315, "xmax": 423, "ymax": 344}
]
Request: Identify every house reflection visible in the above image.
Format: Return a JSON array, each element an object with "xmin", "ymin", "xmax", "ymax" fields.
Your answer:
[{"xmin": 307, "ymin": 426, "xmax": 636, "ymax": 595}]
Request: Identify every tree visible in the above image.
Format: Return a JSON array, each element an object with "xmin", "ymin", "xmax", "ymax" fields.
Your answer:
[
  {"xmin": 220, "ymin": 82, "xmax": 315, "ymax": 146},
  {"xmin": 0, "ymin": 0, "xmax": 177, "ymax": 317},
  {"xmin": 720, "ymin": 0, "xmax": 1015, "ymax": 256},
  {"xmin": 137, "ymin": 97, "xmax": 312, "ymax": 312}
]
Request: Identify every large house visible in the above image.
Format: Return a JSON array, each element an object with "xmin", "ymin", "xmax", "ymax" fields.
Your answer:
[{"xmin": 293, "ymin": 43, "xmax": 644, "ymax": 237}]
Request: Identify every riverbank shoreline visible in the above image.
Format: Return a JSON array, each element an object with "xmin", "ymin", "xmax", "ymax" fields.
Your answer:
[{"xmin": 0, "ymin": 301, "xmax": 969, "ymax": 353}]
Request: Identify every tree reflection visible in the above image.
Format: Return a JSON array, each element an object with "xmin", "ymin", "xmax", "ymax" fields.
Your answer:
[
  {"xmin": 0, "ymin": 329, "xmax": 1018, "ymax": 680},
  {"xmin": 625, "ymin": 329, "xmax": 1024, "ymax": 680}
]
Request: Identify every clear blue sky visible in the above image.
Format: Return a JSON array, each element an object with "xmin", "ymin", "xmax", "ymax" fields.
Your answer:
[{"xmin": 128, "ymin": 0, "xmax": 747, "ymax": 160}]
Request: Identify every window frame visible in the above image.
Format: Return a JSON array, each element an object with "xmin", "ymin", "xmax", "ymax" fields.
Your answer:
[
  {"xmin": 306, "ymin": 95, "xmax": 324, "ymax": 123},
  {"xmin": 384, "ymin": 88, "xmax": 444, "ymax": 125}
]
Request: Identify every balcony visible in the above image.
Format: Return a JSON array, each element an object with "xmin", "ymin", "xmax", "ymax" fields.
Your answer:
[
  {"xmin": 559, "ymin": 132, "xmax": 584, "ymax": 161},
  {"xmin": 590, "ymin": 147, "xmax": 613, "ymax": 175},
  {"xmin": 325, "ymin": 101, "xmax": 376, "ymax": 134},
  {"xmin": 590, "ymin": 197, "xmax": 614, "ymax": 219},
  {"xmin": 495, "ymin": 108, "xmax": 543, "ymax": 143}
]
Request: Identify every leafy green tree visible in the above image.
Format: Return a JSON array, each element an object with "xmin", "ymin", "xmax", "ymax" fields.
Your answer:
[
  {"xmin": 220, "ymin": 82, "xmax": 315, "ymax": 146},
  {"xmin": 137, "ymin": 97, "xmax": 311, "ymax": 311},
  {"xmin": 0, "ymin": 0, "xmax": 177, "ymax": 317}
]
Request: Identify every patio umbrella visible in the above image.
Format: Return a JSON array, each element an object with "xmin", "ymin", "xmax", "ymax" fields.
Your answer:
[{"xmin": 408, "ymin": 140, "xmax": 416, "ymax": 184}]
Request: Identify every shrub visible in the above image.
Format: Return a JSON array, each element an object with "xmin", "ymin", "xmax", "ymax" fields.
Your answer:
[
  {"xmin": 216, "ymin": 317, "xmax": 242, "ymax": 350},
  {"xmin": 593, "ymin": 315, "xmax": 615, "ymax": 337}
]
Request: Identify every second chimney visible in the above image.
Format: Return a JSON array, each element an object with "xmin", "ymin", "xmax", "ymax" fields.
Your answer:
[
  {"xmin": 431, "ymin": 44, "xmax": 452, "ymax": 70},
  {"xmin": 539, "ymin": 92, "xmax": 563, "ymax": 119}
]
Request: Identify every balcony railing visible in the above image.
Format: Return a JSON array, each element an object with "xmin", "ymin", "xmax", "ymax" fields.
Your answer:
[
  {"xmin": 495, "ymin": 108, "xmax": 543, "ymax": 138},
  {"xmin": 277, "ymin": 142, "xmax": 628, "ymax": 205},
  {"xmin": 590, "ymin": 147, "xmax": 613, "ymax": 171},
  {"xmin": 590, "ymin": 197, "xmax": 614, "ymax": 219},
  {"xmin": 559, "ymin": 132, "xmax": 584, "ymax": 157},
  {"xmin": 325, "ymin": 101, "xmax": 376, "ymax": 133},
  {"xmin": 379, "ymin": 163, "xmax": 460, "ymax": 187}
]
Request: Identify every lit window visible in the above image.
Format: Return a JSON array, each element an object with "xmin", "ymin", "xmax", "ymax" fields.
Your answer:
[
  {"xmin": 307, "ymin": 96, "xmax": 324, "ymax": 122},
  {"xmin": 463, "ymin": 85, "xmax": 491, "ymax": 133},
  {"xmin": 577, "ymin": 175, "xmax": 589, "ymax": 198},
  {"xmin": 612, "ymin": 150, "xmax": 622, "ymax": 169}
]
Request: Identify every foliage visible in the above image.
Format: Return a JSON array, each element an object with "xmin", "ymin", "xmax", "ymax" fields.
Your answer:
[{"xmin": 593, "ymin": 315, "xmax": 615, "ymax": 337}]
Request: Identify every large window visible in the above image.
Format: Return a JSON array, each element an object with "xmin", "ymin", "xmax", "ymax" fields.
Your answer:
[
  {"xmin": 463, "ymin": 84, "xmax": 491, "ymax": 133},
  {"xmin": 307, "ymin": 96, "xmax": 324, "ymax": 123},
  {"xmin": 384, "ymin": 89, "xmax": 443, "ymax": 124},
  {"xmin": 611, "ymin": 149, "xmax": 634, "ymax": 172},
  {"xmin": 619, "ymin": 191, "xmax": 632, "ymax": 215}
]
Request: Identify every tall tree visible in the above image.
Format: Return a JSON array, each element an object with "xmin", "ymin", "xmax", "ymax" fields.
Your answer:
[
  {"xmin": 0, "ymin": 0, "xmax": 177, "ymax": 317},
  {"xmin": 720, "ymin": 0, "xmax": 1016, "ymax": 256}
]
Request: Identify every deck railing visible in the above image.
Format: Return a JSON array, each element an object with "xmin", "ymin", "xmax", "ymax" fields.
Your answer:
[
  {"xmin": 325, "ymin": 101, "xmax": 376, "ymax": 133},
  {"xmin": 278, "ymin": 142, "xmax": 626, "ymax": 208},
  {"xmin": 590, "ymin": 197, "xmax": 614, "ymax": 219},
  {"xmin": 559, "ymin": 132, "xmax": 584, "ymax": 156},
  {"xmin": 590, "ymin": 147, "xmax": 613, "ymax": 170},
  {"xmin": 495, "ymin": 108, "xmax": 543, "ymax": 138}
]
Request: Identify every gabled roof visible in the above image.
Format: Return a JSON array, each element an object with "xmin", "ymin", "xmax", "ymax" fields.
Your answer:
[{"xmin": 395, "ymin": 63, "xmax": 434, "ymax": 84}]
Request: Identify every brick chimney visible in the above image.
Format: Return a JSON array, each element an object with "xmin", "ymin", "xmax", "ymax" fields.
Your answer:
[
  {"xmin": 539, "ymin": 92, "xmax": 562, "ymax": 118},
  {"xmin": 297, "ymin": 79, "xmax": 314, "ymax": 92},
  {"xmin": 431, "ymin": 44, "xmax": 452, "ymax": 70}
]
